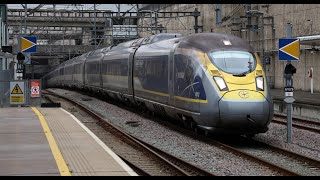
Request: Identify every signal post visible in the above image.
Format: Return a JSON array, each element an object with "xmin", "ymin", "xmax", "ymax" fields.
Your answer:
[{"xmin": 278, "ymin": 23, "xmax": 299, "ymax": 143}]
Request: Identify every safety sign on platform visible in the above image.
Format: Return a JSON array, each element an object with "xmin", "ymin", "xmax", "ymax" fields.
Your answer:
[
  {"xmin": 278, "ymin": 38, "xmax": 300, "ymax": 61},
  {"xmin": 30, "ymin": 80, "xmax": 41, "ymax": 98},
  {"xmin": 21, "ymin": 36, "xmax": 37, "ymax": 53},
  {"xmin": 10, "ymin": 81, "xmax": 25, "ymax": 105}
]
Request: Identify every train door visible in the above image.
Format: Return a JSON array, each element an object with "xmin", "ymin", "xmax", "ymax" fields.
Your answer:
[
  {"xmin": 169, "ymin": 42, "xmax": 179, "ymax": 108},
  {"xmin": 72, "ymin": 61, "xmax": 75, "ymax": 86},
  {"xmin": 128, "ymin": 47, "xmax": 137, "ymax": 102},
  {"xmin": 99, "ymin": 56, "xmax": 103, "ymax": 89},
  {"xmin": 82, "ymin": 52, "xmax": 91, "ymax": 86},
  {"xmin": 129, "ymin": 38, "xmax": 144, "ymax": 104},
  {"xmin": 82, "ymin": 59, "xmax": 86, "ymax": 86},
  {"xmin": 173, "ymin": 51, "xmax": 200, "ymax": 114}
]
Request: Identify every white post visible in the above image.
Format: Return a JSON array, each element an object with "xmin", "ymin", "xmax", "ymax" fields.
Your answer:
[{"xmin": 311, "ymin": 67, "xmax": 314, "ymax": 94}]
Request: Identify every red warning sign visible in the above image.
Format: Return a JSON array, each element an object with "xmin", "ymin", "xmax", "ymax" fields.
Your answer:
[{"xmin": 30, "ymin": 80, "xmax": 41, "ymax": 98}]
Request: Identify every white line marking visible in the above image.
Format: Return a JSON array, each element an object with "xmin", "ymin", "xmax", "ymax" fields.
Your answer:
[{"xmin": 60, "ymin": 108, "xmax": 138, "ymax": 176}]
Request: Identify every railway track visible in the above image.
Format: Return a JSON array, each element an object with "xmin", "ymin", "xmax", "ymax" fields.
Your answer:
[
  {"xmin": 168, "ymin": 121, "xmax": 320, "ymax": 176},
  {"xmin": 157, "ymin": 122, "xmax": 301, "ymax": 176},
  {"xmin": 43, "ymin": 88, "xmax": 320, "ymax": 176},
  {"xmin": 218, "ymin": 136, "xmax": 320, "ymax": 176},
  {"xmin": 43, "ymin": 90, "xmax": 215, "ymax": 176},
  {"xmin": 273, "ymin": 114, "xmax": 320, "ymax": 134}
]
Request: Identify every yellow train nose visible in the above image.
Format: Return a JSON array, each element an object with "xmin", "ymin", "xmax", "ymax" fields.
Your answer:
[{"xmin": 221, "ymin": 90, "xmax": 266, "ymax": 101}]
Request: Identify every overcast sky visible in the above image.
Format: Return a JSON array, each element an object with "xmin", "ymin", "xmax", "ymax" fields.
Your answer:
[{"xmin": 7, "ymin": 4, "xmax": 137, "ymax": 12}]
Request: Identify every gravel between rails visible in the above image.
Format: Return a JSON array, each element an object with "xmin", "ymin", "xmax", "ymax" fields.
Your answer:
[
  {"xmin": 253, "ymin": 123, "xmax": 320, "ymax": 162},
  {"xmin": 48, "ymin": 88, "xmax": 319, "ymax": 176}
]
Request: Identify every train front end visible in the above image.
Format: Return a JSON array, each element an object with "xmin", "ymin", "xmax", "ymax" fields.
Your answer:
[
  {"xmin": 204, "ymin": 40, "xmax": 273, "ymax": 135},
  {"xmin": 181, "ymin": 33, "xmax": 273, "ymax": 135},
  {"xmin": 208, "ymin": 50, "xmax": 273, "ymax": 135}
]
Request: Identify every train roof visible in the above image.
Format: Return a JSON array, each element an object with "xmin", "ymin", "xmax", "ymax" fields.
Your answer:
[
  {"xmin": 178, "ymin": 33, "xmax": 254, "ymax": 53},
  {"xmin": 111, "ymin": 33, "xmax": 183, "ymax": 50},
  {"xmin": 149, "ymin": 33, "xmax": 182, "ymax": 44}
]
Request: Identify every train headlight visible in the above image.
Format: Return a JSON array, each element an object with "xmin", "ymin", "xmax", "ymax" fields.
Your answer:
[
  {"xmin": 213, "ymin": 77, "xmax": 228, "ymax": 91},
  {"xmin": 256, "ymin": 76, "xmax": 264, "ymax": 91}
]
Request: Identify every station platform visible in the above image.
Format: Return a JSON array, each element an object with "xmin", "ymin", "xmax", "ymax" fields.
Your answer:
[
  {"xmin": 270, "ymin": 88, "xmax": 320, "ymax": 105},
  {"xmin": 0, "ymin": 107, "xmax": 137, "ymax": 176},
  {"xmin": 270, "ymin": 88, "xmax": 320, "ymax": 122}
]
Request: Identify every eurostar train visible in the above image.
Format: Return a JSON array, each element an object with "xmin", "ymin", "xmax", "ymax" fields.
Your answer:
[{"xmin": 43, "ymin": 33, "xmax": 274, "ymax": 136}]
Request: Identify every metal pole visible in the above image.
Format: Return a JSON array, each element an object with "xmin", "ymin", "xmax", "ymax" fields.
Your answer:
[
  {"xmin": 261, "ymin": 14, "xmax": 265, "ymax": 70},
  {"xmin": 150, "ymin": 11, "xmax": 153, "ymax": 34},
  {"xmin": 155, "ymin": 13, "xmax": 158, "ymax": 34},
  {"xmin": 24, "ymin": 4, "xmax": 27, "ymax": 35},
  {"xmin": 311, "ymin": 67, "xmax": 314, "ymax": 94},
  {"xmin": 22, "ymin": 4, "xmax": 28, "ymax": 81},
  {"xmin": 286, "ymin": 102, "xmax": 292, "ymax": 143},
  {"xmin": 194, "ymin": 8, "xmax": 198, "ymax": 33},
  {"xmin": 286, "ymin": 23, "xmax": 292, "ymax": 40},
  {"xmin": 111, "ymin": 17, "xmax": 114, "ymax": 46},
  {"xmin": 215, "ymin": 4, "xmax": 222, "ymax": 25},
  {"xmin": 94, "ymin": 4, "xmax": 97, "ymax": 49},
  {"xmin": 117, "ymin": 4, "xmax": 120, "ymax": 19},
  {"xmin": 286, "ymin": 22, "xmax": 293, "ymax": 144},
  {"xmin": 193, "ymin": 8, "xmax": 200, "ymax": 33},
  {"xmin": 32, "ymin": 65, "xmax": 34, "ymax": 79},
  {"xmin": 136, "ymin": 4, "xmax": 139, "ymax": 36}
]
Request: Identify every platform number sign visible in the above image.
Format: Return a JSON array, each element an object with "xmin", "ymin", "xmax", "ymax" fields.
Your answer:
[
  {"xmin": 30, "ymin": 80, "xmax": 41, "ymax": 98},
  {"xmin": 16, "ymin": 63, "xmax": 24, "ymax": 73},
  {"xmin": 10, "ymin": 81, "xmax": 25, "ymax": 105}
]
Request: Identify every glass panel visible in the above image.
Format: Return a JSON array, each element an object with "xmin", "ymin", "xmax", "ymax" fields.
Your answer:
[{"xmin": 208, "ymin": 51, "xmax": 256, "ymax": 75}]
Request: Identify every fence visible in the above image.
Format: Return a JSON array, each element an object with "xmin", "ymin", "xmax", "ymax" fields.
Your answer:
[{"xmin": 0, "ymin": 70, "xmax": 42, "ymax": 107}]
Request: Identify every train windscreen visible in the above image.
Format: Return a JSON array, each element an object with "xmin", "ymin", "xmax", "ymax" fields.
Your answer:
[{"xmin": 208, "ymin": 51, "xmax": 256, "ymax": 75}]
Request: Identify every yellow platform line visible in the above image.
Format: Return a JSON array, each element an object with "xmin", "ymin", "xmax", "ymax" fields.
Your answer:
[{"xmin": 31, "ymin": 107, "xmax": 71, "ymax": 176}]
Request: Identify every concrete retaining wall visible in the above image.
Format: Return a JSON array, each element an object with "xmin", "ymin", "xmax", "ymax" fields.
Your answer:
[{"xmin": 274, "ymin": 99, "xmax": 320, "ymax": 122}]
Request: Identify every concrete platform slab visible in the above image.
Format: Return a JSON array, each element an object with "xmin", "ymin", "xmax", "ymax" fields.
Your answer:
[
  {"xmin": 0, "ymin": 108, "xmax": 60, "ymax": 176},
  {"xmin": 37, "ymin": 107, "xmax": 137, "ymax": 176}
]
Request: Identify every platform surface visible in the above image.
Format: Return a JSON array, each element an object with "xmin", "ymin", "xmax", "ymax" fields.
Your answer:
[
  {"xmin": 38, "ymin": 107, "xmax": 137, "ymax": 176},
  {"xmin": 270, "ymin": 88, "xmax": 320, "ymax": 105},
  {"xmin": 0, "ymin": 108, "xmax": 59, "ymax": 176},
  {"xmin": 0, "ymin": 107, "xmax": 137, "ymax": 176}
]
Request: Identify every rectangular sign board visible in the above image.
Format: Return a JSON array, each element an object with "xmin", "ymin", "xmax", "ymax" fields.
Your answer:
[
  {"xmin": 278, "ymin": 38, "xmax": 300, "ymax": 61},
  {"xmin": 285, "ymin": 92, "xmax": 293, "ymax": 97},
  {"xmin": 21, "ymin": 36, "xmax": 37, "ymax": 53},
  {"xmin": 16, "ymin": 63, "xmax": 24, "ymax": 73},
  {"xmin": 284, "ymin": 87, "xmax": 294, "ymax": 92},
  {"xmin": 10, "ymin": 81, "xmax": 25, "ymax": 105},
  {"xmin": 30, "ymin": 80, "xmax": 41, "ymax": 98}
]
